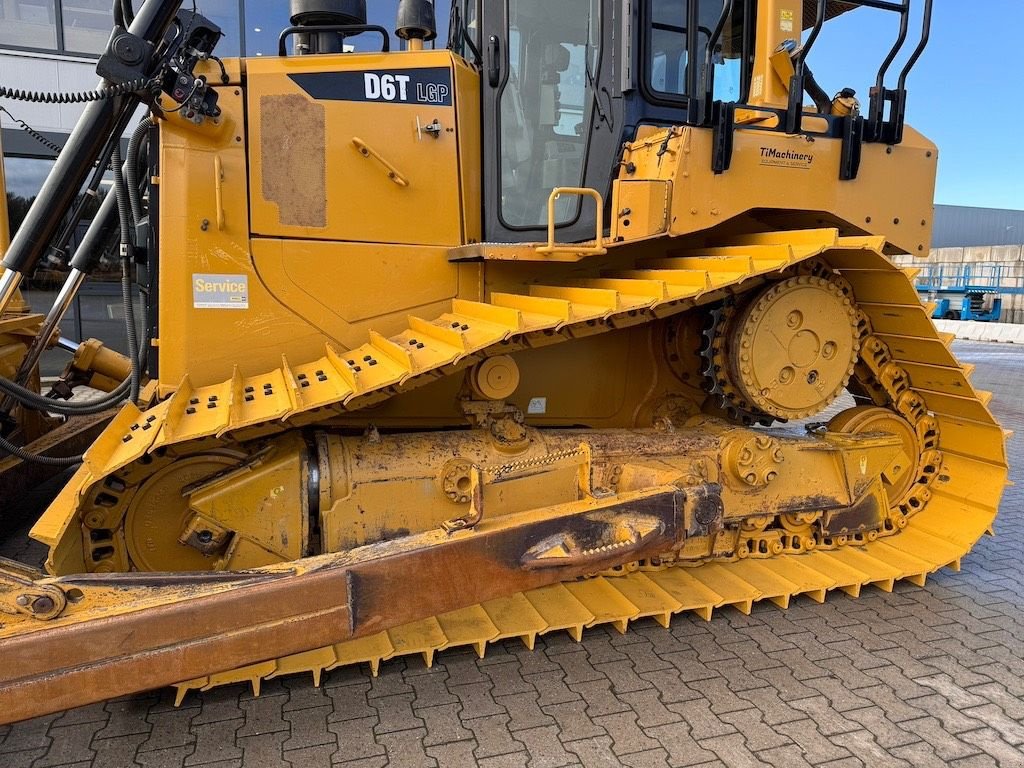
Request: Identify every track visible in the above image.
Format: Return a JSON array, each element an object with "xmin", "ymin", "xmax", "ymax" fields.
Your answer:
[{"xmin": 58, "ymin": 227, "xmax": 995, "ymax": 704}]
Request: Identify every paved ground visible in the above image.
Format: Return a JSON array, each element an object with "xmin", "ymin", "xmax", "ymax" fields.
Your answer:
[{"xmin": 1, "ymin": 340, "xmax": 1022, "ymax": 768}]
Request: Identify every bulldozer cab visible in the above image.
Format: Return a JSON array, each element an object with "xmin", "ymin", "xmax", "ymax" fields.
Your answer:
[{"xmin": 459, "ymin": 0, "xmax": 929, "ymax": 244}]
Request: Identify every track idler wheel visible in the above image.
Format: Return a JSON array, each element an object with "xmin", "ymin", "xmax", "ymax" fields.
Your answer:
[{"xmin": 828, "ymin": 405, "xmax": 923, "ymax": 508}]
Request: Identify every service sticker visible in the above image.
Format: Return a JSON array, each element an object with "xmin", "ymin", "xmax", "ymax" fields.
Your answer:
[
  {"xmin": 780, "ymin": 9, "xmax": 794, "ymax": 32},
  {"xmin": 192, "ymin": 274, "xmax": 249, "ymax": 309},
  {"xmin": 527, "ymin": 397, "xmax": 547, "ymax": 415}
]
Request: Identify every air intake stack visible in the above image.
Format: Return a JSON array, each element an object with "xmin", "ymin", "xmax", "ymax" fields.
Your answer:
[
  {"xmin": 396, "ymin": 0, "xmax": 436, "ymax": 51},
  {"xmin": 289, "ymin": 0, "xmax": 367, "ymax": 55}
]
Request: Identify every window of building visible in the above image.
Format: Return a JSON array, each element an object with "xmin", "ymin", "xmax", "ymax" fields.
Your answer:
[
  {"xmin": 61, "ymin": 0, "xmax": 112, "ymax": 55},
  {"xmin": 3, "ymin": 155, "xmax": 56, "ymax": 239},
  {"xmin": 0, "ymin": 0, "xmax": 58, "ymax": 50}
]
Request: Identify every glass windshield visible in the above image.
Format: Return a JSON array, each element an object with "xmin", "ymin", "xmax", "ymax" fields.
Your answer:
[
  {"xmin": 499, "ymin": 0, "xmax": 600, "ymax": 229},
  {"xmin": 647, "ymin": 0, "xmax": 748, "ymax": 103}
]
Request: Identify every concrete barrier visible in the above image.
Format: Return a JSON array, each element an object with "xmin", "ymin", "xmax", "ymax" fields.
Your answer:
[{"xmin": 933, "ymin": 319, "xmax": 1024, "ymax": 343}]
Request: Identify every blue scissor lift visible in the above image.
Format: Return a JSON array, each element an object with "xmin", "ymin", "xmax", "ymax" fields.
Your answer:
[{"xmin": 915, "ymin": 264, "xmax": 1024, "ymax": 322}]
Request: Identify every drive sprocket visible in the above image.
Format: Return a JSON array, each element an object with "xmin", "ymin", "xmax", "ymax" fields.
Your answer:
[{"xmin": 708, "ymin": 274, "xmax": 862, "ymax": 422}]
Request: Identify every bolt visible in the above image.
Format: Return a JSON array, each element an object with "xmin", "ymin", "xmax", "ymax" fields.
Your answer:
[
  {"xmin": 807, "ymin": 370, "xmax": 819, "ymax": 384},
  {"xmin": 15, "ymin": 595, "xmax": 30, "ymax": 607},
  {"xmin": 198, "ymin": 530, "xmax": 213, "ymax": 544}
]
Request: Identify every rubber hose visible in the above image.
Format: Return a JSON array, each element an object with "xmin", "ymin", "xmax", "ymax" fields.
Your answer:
[
  {"xmin": 125, "ymin": 118, "xmax": 151, "ymax": 227},
  {"xmin": 111, "ymin": 145, "xmax": 141, "ymax": 403},
  {"xmin": 0, "ymin": 433, "xmax": 81, "ymax": 466}
]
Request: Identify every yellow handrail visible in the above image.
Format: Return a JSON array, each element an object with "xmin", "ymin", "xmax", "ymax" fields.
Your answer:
[{"xmin": 536, "ymin": 187, "xmax": 607, "ymax": 256}]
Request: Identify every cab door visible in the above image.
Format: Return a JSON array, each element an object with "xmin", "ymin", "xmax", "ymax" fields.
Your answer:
[{"xmin": 478, "ymin": 0, "xmax": 623, "ymax": 244}]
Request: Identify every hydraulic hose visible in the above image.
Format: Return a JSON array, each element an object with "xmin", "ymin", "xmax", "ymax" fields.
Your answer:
[
  {"xmin": 125, "ymin": 118, "xmax": 152, "ymax": 227},
  {"xmin": 110, "ymin": 144, "xmax": 141, "ymax": 404},
  {"xmin": 0, "ymin": 434, "xmax": 82, "ymax": 466}
]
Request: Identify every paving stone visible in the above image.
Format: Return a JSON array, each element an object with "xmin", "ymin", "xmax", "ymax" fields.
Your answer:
[
  {"xmin": 496, "ymin": 692, "xmax": 555, "ymax": 732},
  {"xmin": 950, "ymin": 756, "xmax": 1000, "ymax": 768},
  {"xmin": 463, "ymin": 714, "xmax": 525, "ymax": 759},
  {"xmin": 476, "ymin": 751, "xmax": 531, "ymax": 768},
  {"xmin": 542, "ymin": 699, "xmax": 607, "ymax": 744},
  {"xmin": 737, "ymin": 684, "xmax": 806, "ymax": 729},
  {"xmin": 563, "ymin": 735, "xmax": 621, "ymax": 768},
  {"xmin": 597, "ymin": 658, "xmax": 654, "ymax": 694},
  {"xmin": 550, "ymin": 650, "xmax": 605, "ymax": 685},
  {"xmin": 701, "ymin": 732, "xmax": 768, "ymax": 768},
  {"xmin": 904, "ymin": 693, "xmax": 986, "ymax": 735},
  {"xmin": 406, "ymin": 669, "xmax": 458, "ymax": 708},
  {"xmin": 639, "ymin": 668, "xmax": 706, "ymax": 706},
  {"xmin": 514, "ymin": 724, "xmax": 577, "ymax": 767},
  {"xmin": 482, "ymin": 661, "xmax": 538, "ymax": 697},
  {"xmin": 829, "ymin": 730, "xmax": 913, "ymax": 768},
  {"xmin": 686, "ymin": 676, "xmax": 754, "ymax": 715},
  {"xmin": 192, "ymin": 688, "xmax": 245, "ymax": 726},
  {"xmin": 432, "ymin": 652, "xmax": 488, "ymax": 689},
  {"xmin": 966, "ymin": 681, "xmax": 1024, "ymax": 720},
  {"xmin": 593, "ymin": 711, "xmax": 661, "ymax": 755},
  {"xmin": 845, "ymin": 706, "xmax": 923, "ymax": 749},
  {"xmin": 136, "ymin": 745, "xmax": 196, "ymax": 768},
  {"xmin": 284, "ymin": 743, "xmax": 336, "ymax": 767},
  {"xmin": 328, "ymin": 756, "xmax": 386, "ymax": 768},
  {"xmin": 92, "ymin": 732, "xmax": 149, "ymax": 768},
  {"xmin": 901, "ymin": 717, "xmax": 983, "ymax": 761},
  {"xmin": 718, "ymin": 708, "xmax": 791, "ymax": 752},
  {"xmin": 664, "ymin": 699, "xmax": 736, "ymax": 741},
  {"xmin": 448, "ymin": 681, "xmax": 506, "ymax": 719},
  {"xmin": 281, "ymin": 677, "xmax": 332, "ymax": 712},
  {"xmin": 960, "ymin": 704, "xmax": 1024, "ymax": 745},
  {"xmin": 619, "ymin": 689, "xmax": 683, "ymax": 729},
  {"xmin": 325, "ymin": 716, "xmax": 385, "ymax": 762},
  {"xmin": 1, "ymin": 747, "xmax": 48, "ymax": 768},
  {"xmin": 613, "ymin": 748, "xmax": 671, "ymax": 768},
  {"xmin": 236, "ymin": 694, "xmax": 289, "ymax": 738},
  {"xmin": 424, "ymin": 740, "xmax": 479, "ymax": 767},
  {"xmin": 418, "ymin": 703, "xmax": 474, "ymax": 746},
  {"xmin": 369, "ymin": 692, "xmax": 425, "ymax": 735},
  {"xmin": 141, "ymin": 707, "xmax": 199, "ymax": 753},
  {"xmin": 775, "ymin": 719, "xmax": 854, "ymax": 764},
  {"xmin": 326, "ymin": 682, "xmax": 376, "ymax": 722},
  {"xmin": 958, "ymin": 729, "xmax": 1024, "ymax": 768},
  {"xmin": 567, "ymin": 679, "xmax": 631, "ymax": 718},
  {"xmin": 756, "ymin": 743, "xmax": 816, "ymax": 768},
  {"xmin": 616, "ymin": 635, "xmax": 676, "ymax": 675},
  {"xmin": 236, "ymin": 732, "xmax": 290, "ymax": 768},
  {"xmin": 789, "ymin": 696, "xmax": 862, "ymax": 737},
  {"xmin": 50, "ymin": 702, "xmax": 110, "ymax": 728},
  {"xmin": 186, "ymin": 718, "xmax": 243, "ymax": 765},
  {"xmin": 375, "ymin": 727, "xmax": 437, "ymax": 767},
  {"xmin": 283, "ymin": 705, "xmax": 336, "ymax": 752},
  {"xmin": 525, "ymin": 672, "xmax": 579, "ymax": 708},
  {"xmin": 0, "ymin": 713, "xmax": 56, "ymax": 752},
  {"xmin": 362, "ymin": 665, "xmax": 413, "ymax": 698}
]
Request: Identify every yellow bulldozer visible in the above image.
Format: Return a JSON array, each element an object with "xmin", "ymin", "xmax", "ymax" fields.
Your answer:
[{"xmin": 0, "ymin": 0, "xmax": 1009, "ymax": 724}]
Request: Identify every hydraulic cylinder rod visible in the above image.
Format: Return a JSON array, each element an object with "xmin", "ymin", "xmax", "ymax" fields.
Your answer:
[
  {"xmin": 0, "ymin": 192, "xmax": 118, "ymax": 416},
  {"xmin": 0, "ymin": 0, "xmax": 182, "ymax": 316}
]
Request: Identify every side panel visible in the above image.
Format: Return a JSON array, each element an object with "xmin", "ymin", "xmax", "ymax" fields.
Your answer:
[{"xmin": 246, "ymin": 51, "xmax": 467, "ymax": 247}]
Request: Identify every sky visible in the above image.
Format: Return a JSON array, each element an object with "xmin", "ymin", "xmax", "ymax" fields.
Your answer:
[{"xmin": 810, "ymin": 0, "xmax": 1024, "ymax": 210}]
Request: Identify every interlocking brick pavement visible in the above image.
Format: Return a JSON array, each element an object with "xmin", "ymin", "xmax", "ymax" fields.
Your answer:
[{"xmin": 2, "ymin": 340, "xmax": 1023, "ymax": 767}]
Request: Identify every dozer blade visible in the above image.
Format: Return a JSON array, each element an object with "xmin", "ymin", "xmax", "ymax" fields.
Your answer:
[{"xmin": 0, "ymin": 487, "xmax": 681, "ymax": 723}]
